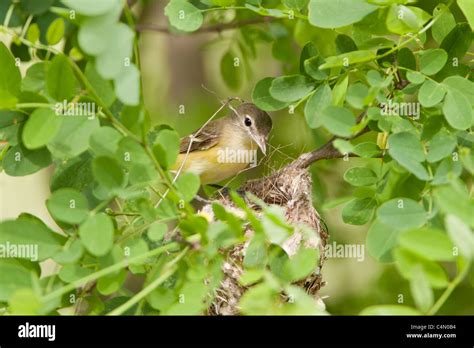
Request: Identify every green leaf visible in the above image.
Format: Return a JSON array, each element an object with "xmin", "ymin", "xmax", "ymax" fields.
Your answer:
[
  {"xmin": 406, "ymin": 71, "xmax": 425, "ymax": 85},
  {"xmin": 426, "ymin": 129, "xmax": 456, "ymax": 163},
  {"xmin": 92, "ymin": 156, "xmax": 126, "ymax": 193},
  {"xmin": 220, "ymin": 51, "xmax": 242, "ymax": 91},
  {"xmin": 22, "ymin": 62, "xmax": 48, "ymax": 93},
  {"xmin": 0, "ymin": 42, "xmax": 22, "ymax": 108},
  {"xmin": 27, "ymin": 23, "xmax": 40, "ymax": 43},
  {"xmin": 48, "ymin": 116, "xmax": 100, "ymax": 159},
  {"xmin": 122, "ymin": 237, "xmax": 149, "ymax": 266},
  {"xmin": 410, "ymin": 266, "xmax": 434, "ymax": 313},
  {"xmin": 434, "ymin": 185, "xmax": 474, "ymax": 228},
  {"xmin": 304, "ymin": 84, "xmax": 332, "ymax": 128},
  {"xmin": 22, "ymin": 108, "xmax": 62, "ymax": 150},
  {"xmin": 46, "ymin": 18, "xmax": 65, "ymax": 45},
  {"xmin": 239, "ymin": 269, "xmax": 264, "ymax": 286},
  {"xmin": 243, "ymin": 234, "xmax": 267, "ymax": 269},
  {"xmin": 419, "ymin": 49, "xmax": 448, "ymax": 75},
  {"xmin": 53, "ymin": 239, "xmax": 84, "ymax": 265},
  {"xmin": 239, "ymin": 283, "xmax": 279, "ymax": 315},
  {"xmin": 46, "ymin": 54, "xmax": 77, "ymax": 102},
  {"xmin": 432, "ymin": 5, "xmax": 455, "ymax": 44},
  {"xmin": 458, "ymin": 0, "xmax": 474, "ymax": 30},
  {"xmin": 116, "ymin": 139, "xmax": 150, "ymax": 172},
  {"xmin": 432, "ymin": 157, "xmax": 462, "ymax": 185},
  {"xmin": 0, "ymin": 215, "xmax": 65, "ymax": 261},
  {"xmin": 147, "ymin": 222, "xmax": 167, "ymax": 242},
  {"xmin": 153, "ymin": 129, "xmax": 180, "ymax": 169},
  {"xmin": 176, "ymin": 172, "xmax": 200, "ymax": 202},
  {"xmin": 261, "ymin": 206, "xmax": 292, "ymax": 246},
  {"xmin": 319, "ymin": 50, "xmax": 376, "ymax": 69},
  {"xmin": 282, "ymin": 0, "xmax": 307, "ymax": 9},
  {"xmin": 387, "ymin": 132, "xmax": 430, "ymax": 180},
  {"xmin": 366, "ymin": 219, "xmax": 401, "ymax": 263},
  {"xmin": 344, "ymin": 167, "xmax": 378, "ymax": 186},
  {"xmin": 113, "ymin": 63, "xmax": 140, "ymax": 106},
  {"xmin": 377, "ymin": 198, "xmax": 427, "ymax": 231},
  {"xmin": 283, "ymin": 247, "xmax": 319, "ymax": 282},
  {"xmin": 353, "ymin": 142, "xmax": 382, "ymax": 158},
  {"xmin": 332, "ymin": 139, "xmax": 354, "ymax": 155},
  {"xmin": 445, "ymin": 214, "xmax": 474, "ymax": 260},
  {"xmin": 304, "ymin": 55, "xmax": 329, "ymax": 80},
  {"xmin": 394, "ymin": 247, "xmax": 448, "ymax": 288},
  {"xmin": 360, "ymin": 305, "xmax": 421, "ymax": 315},
  {"xmin": 121, "ymin": 106, "xmax": 151, "ymax": 138},
  {"xmin": 397, "ymin": 47, "xmax": 416, "ymax": 73},
  {"xmin": 50, "ymin": 153, "xmax": 94, "ymax": 192},
  {"xmin": 59, "ymin": 264, "xmax": 94, "ymax": 283},
  {"xmin": 336, "ymin": 34, "xmax": 358, "ymax": 54},
  {"xmin": 89, "ymin": 126, "xmax": 123, "ymax": 157},
  {"xmin": 269, "ymin": 75, "xmax": 314, "ymax": 103},
  {"xmin": 3, "ymin": 144, "xmax": 52, "ymax": 176},
  {"xmin": 442, "ymin": 76, "xmax": 474, "ymax": 107},
  {"xmin": 79, "ymin": 17, "xmax": 120, "ymax": 57},
  {"xmin": 319, "ymin": 106, "xmax": 355, "ymax": 137},
  {"xmin": 308, "ymin": 0, "xmax": 377, "ymax": 28},
  {"xmin": 332, "ymin": 74, "xmax": 348, "ymax": 106},
  {"xmin": 79, "ymin": 213, "xmax": 114, "ymax": 257},
  {"xmin": 164, "ymin": 0, "xmax": 203, "ymax": 32},
  {"xmin": 9, "ymin": 288, "xmax": 42, "ymax": 315},
  {"xmin": 418, "ymin": 80, "xmax": 446, "ymax": 108},
  {"xmin": 20, "ymin": 0, "xmax": 55, "ymax": 15},
  {"xmin": 460, "ymin": 148, "xmax": 474, "ymax": 174},
  {"xmin": 342, "ymin": 197, "xmax": 376, "ymax": 225},
  {"xmin": 440, "ymin": 23, "xmax": 472, "ymax": 59},
  {"xmin": 399, "ymin": 228, "xmax": 455, "ymax": 261},
  {"xmin": 85, "ymin": 63, "xmax": 116, "ymax": 108},
  {"xmin": 0, "ymin": 262, "xmax": 36, "ymax": 302},
  {"xmin": 386, "ymin": 5, "xmax": 431, "ymax": 35},
  {"xmin": 95, "ymin": 23, "xmax": 135, "ymax": 80},
  {"xmin": 46, "ymin": 188, "xmax": 89, "ymax": 225},
  {"xmin": 346, "ymin": 83, "xmax": 369, "ymax": 109},
  {"xmin": 97, "ymin": 245, "xmax": 127, "ymax": 295},
  {"xmin": 252, "ymin": 77, "xmax": 289, "ymax": 111},
  {"xmin": 0, "ymin": 111, "xmax": 25, "ymax": 146},
  {"xmin": 442, "ymin": 90, "xmax": 473, "ymax": 130},
  {"xmin": 61, "ymin": 0, "xmax": 119, "ymax": 16}
]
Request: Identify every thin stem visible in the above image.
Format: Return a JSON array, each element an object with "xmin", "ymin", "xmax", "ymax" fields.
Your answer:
[
  {"xmin": 2, "ymin": 4, "xmax": 14, "ymax": 27},
  {"xmin": 107, "ymin": 247, "xmax": 188, "ymax": 316},
  {"xmin": 15, "ymin": 103, "xmax": 54, "ymax": 109},
  {"xmin": 427, "ymin": 260, "xmax": 470, "ymax": 315},
  {"xmin": 375, "ymin": 0, "xmax": 454, "ymax": 62},
  {"xmin": 108, "ymin": 266, "xmax": 176, "ymax": 315},
  {"xmin": 42, "ymin": 241, "xmax": 180, "ymax": 303}
]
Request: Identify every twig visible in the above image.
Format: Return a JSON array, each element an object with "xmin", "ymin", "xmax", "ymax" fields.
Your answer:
[
  {"xmin": 296, "ymin": 122, "xmax": 371, "ymax": 169},
  {"xmin": 136, "ymin": 17, "xmax": 275, "ymax": 34}
]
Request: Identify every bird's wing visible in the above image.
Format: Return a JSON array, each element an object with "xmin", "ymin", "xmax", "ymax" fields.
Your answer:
[{"xmin": 179, "ymin": 119, "xmax": 222, "ymax": 153}]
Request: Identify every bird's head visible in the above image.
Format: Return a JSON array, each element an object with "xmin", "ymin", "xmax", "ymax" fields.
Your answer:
[{"xmin": 230, "ymin": 103, "xmax": 272, "ymax": 155}]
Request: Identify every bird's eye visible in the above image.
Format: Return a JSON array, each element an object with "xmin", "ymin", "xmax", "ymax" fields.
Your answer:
[{"xmin": 244, "ymin": 116, "xmax": 252, "ymax": 127}]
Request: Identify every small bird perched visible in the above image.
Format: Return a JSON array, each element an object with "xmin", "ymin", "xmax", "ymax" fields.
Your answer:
[{"xmin": 172, "ymin": 103, "xmax": 272, "ymax": 184}]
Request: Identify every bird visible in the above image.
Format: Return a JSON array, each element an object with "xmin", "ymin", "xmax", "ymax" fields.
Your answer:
[{"xmin": 171, "ymin": 103, "xmax": 272, "ymax": 184}]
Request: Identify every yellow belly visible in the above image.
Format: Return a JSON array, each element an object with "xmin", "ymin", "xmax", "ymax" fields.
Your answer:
[{"xmin": 171, "ymin": 145, "xmax": 256, "ymax": 184}]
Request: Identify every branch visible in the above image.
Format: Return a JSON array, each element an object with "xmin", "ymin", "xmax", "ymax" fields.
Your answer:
[
  {"xmin": 296, "ymin": 121, "xmax": 371, "ymax": 169},
  {"xmin": 136, "ymin": 17, "xmax": 275, "ymax": 34}
]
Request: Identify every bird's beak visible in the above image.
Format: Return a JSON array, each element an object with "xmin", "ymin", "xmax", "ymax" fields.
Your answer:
[{"xmin": 252, "ymin": 133, "xmax": 267, "ymax": 156}]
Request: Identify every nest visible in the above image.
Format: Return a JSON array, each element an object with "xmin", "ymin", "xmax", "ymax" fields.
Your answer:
[{"xmin": 204, "ymin": 157, "xmax": 328, "ymax": 315}]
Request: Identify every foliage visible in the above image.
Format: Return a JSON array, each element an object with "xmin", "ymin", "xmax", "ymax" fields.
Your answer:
[{"xmin": 0, "ymin": 0, "xmax": 473, "ymax": 316}]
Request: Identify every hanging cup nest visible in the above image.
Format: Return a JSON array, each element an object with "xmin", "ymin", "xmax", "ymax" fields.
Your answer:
[{"xmin": 203, "ymin": 153, "xmax": 330, "ymax": 315}]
